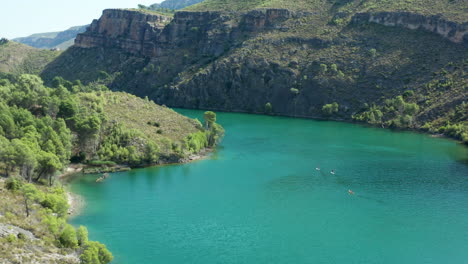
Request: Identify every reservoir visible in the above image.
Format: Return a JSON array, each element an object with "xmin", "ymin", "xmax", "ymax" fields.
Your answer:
[{"xmin": 70, "ymin": 110, "xmax": 468, "ymax": 264}]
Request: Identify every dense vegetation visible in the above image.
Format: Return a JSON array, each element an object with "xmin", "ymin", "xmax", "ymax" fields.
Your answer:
[
  {"xmin": 0, "ymin": 73, "xmax": 223, "ymax": 262},
  {"xmin": 352, "ymin": 63, "xmax": 467, "ymax": 143},
  {"xmin": 186, "ymin": 0, "xmax": 466, "ymax": 22},
  {"xmin": 0, "ymin": 177, "xmax": 112, "ymax": 263},
  {"xmin": 42, "ymin": 0, "xmax": 466, "ymax": 145},
  {"xmin": 0, "ymin": 74, "xmax": 223, "ymax": 177}
]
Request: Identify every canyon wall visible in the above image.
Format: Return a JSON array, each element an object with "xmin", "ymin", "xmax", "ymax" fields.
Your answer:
[
  {"xmin": 352, "ymin": 12, "xmax": 468, "ymax": 46},
  {"xmin": 43, "ymin": 8, "xmax": 466, "ymax": 123}
]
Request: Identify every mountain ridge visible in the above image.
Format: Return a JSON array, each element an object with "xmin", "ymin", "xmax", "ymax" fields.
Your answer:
[
  {"xmin": 41, "ymin": 0, "xmax": 468, "ymax": 143},
  {"xmin": 13, "ymin": 25, "xmax": 88, "ymax": 50}
]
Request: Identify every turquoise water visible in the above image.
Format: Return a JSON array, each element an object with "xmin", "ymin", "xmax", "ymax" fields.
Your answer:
[{"xmin": 70, "ymin": 110, "xmax": 468, "ymax": 264}]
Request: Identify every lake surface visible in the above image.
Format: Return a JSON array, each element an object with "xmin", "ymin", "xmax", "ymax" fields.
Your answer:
[{"xmin": 70, "ymin": 110, "xmax": 468, "ymax": 264}]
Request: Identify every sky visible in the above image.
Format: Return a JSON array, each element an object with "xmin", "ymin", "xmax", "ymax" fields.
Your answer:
[{"xmin": 0, "ymin": 0, "xmax": 163, "ymax": 39}]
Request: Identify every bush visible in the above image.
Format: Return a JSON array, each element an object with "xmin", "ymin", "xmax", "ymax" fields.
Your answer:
[
  {"xmin": 147, "ymin": 121, "xmax": 160, "ymax": 127},
  {"xmin": 5, "ymin": 177, "xmax": 23, "ymax": 191},
  {"xmin": 17, "ymin": 233, "xmax": 26, "ymax": 240},
  {"xmin": 59, "ymin": 224, "xmax": 78, "ymax": 248},
  {"xmin": 42, "ymin": 214, "xmax": 65, "ymax": 236},
  {"xmin": 322, "ymin": 102, "xmax": 339, "ymax": 116},
  {"xmin": 290, "ymin": 88, "xmax": 300, "ymax": 95},
  {"xmin": 41, "ymin": 192, "xmax": 69, "ymax": 217},
  {"xmin": 77, "ymin": 226, "xmax": 89, "ymax": 246},
  {"xmin": 320, "ymin": 64, "xmax": 328, "ymax": 73},
  {"xmin": 403, "ymin": 90, "xmax": 414, "ymax": 98},
  {"xmin": 80, "ymin": 241, "xmax": 113, "ymax": 264},
  {"xmin": 6, "ymin": 234, "xmax": 16, "ymax": 243}
]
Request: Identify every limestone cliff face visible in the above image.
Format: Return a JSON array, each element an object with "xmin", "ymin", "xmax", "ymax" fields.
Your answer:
[
  {"xmin": 43, "ymin": 8, "xmax": 466, "ymax": 126},
  {"xmin": 241, "ymin": 9, "xmax": 294, "ymax": 31},
  {"xmin": 75, "ymin": 9, "xmax": 172, "ymax": 54},
  {"xmin": 75, "ymin": 8, "xmax": 295, "ymax": 58},
  {"xmin": 352, "ymin": 12, "xmax": 468, "ymax": 46}
]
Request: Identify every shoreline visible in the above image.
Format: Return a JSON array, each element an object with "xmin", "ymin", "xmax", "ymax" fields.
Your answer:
[
  {"xmin": 61, "ymin": 148, "xmax": 213, "ymax": 218},
  {"xmin": 66, "ymin": 190, "xmax": 85, "ymax": 218},
  {"xmin": 175, "ymin": 106, "xmax": 467, "ymax": 147}
]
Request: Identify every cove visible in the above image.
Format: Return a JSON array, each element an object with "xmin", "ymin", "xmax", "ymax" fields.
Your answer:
[{"xmin": 70, "ymin": 110, "xmax": 468, "ymax": 264}]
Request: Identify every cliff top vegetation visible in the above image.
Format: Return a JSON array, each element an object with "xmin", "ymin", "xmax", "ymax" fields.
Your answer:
[{"xmin": 186, "ymin": 0, "xmax": 467, "ymax": 22}]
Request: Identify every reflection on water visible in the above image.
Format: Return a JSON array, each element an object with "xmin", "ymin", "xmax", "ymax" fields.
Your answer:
[{"xmin": 71, "ymin": 110, "xmax": 468, "ymax": 264}]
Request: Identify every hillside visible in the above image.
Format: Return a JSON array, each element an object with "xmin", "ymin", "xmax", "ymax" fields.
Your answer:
[
  {"xmin": 0, "ymin": 40, "xmax": 60, "ymax": 75},
  {"xmin": 140, "ymin": 0, "xmax": 205, "ymax": 11},
  {"xmin": 186, "ymin": 0, "xmax": 467, "ymax": 22},
  {"xmin": 1, "ymin": 55, "xmax": 222, "ymax": 264},
  {"xmin": 159, "ymin": 0, "xmax": 205, "ymax": 9},
  {"xmin": 13, "ymin": 25, "xmax": 88, "ymax": 50},
  {"xmin": 42, "ymin": 0, "xmax": 467, "ymax": 143},
  {"xmin": 0, "ymin": 74, "xmax": 222, "ymax": 262}
]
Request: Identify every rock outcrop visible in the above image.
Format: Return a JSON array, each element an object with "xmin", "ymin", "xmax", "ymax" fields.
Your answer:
[
  {"xmin": 75, "ymin": 8, "xmax": 299, "ymax": 57},
  {"xmin": 42, "ymin": 7, "xmax": 467, "ymax": 128},
  {"xmin": 0, "ymin": 223, "xmax": 37, "ymax": 240},
  {"xmin": 352, "ymin": 12, "xmax": 468, "ymax": 46},
  {"xmin": 75, "ymin": 9, "xmax": 172, "ymax": 55}
]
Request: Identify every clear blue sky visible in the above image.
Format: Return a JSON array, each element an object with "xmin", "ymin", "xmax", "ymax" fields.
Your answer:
[{"xmin": 0, "ymin": 0, "xmax": 162, "ymax": 39}]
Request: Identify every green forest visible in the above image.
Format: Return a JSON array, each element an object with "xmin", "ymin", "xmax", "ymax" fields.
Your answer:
[
  {"xmin": 0, "ymin": 74, "xmax": 223, "ymax": 263},
  {"xmin": 0, "ymin": 74, "xmax": 224, "ymax": 183}
]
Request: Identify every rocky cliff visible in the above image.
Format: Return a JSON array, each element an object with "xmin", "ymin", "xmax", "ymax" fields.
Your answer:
[
  {"xmin": 42, "ymin": 5, "xmax": 467, "ymax": 142},
  {"xmin": 75, "ymin": 8, "xmax": 297, "ymax": 57},
  {"xmin": 75, "ymin": 9, "xmax": 172, "ymax": 54},
  {"xmin": 352, "ymin": 12, "xmax": 468, "ymax": 46}
]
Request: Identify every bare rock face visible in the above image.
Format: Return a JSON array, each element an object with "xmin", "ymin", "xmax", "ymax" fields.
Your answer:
[
  {"xmin": 75, "ymin": 9, "xmax": 172, "ymax": 54},
  {"xmin": 74, "ymin": 8, "xmax": 295, "ymax": 58},
  {"xmin": 0, "ymin": 223, "xmax": 37, "ymax": 240},
  {"xmin": 43, "ymin": 8, "xmax": 466, "ymax": 125},
  {"xmin": 352, "ymin": 12, "xmax": 468, "ymax": 46},
  {"xmin": 241, "ymin": 9, "xmax": 294, "ymax": 31}
]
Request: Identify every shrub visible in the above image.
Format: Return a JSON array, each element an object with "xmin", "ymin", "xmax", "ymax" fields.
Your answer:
[
  {"xmin": 42, "ymin": 214, "xmax": 65, "ymax": 236},
  {"xmin": 403, "ymin": 103, "xmax": 420, "ymax": 116},
  {"xmin": 147, "ymin": 121, "xmax": 160, "ymax": 127},
  {"xmin": 5, "ymin": 177, "xmax": 23, "ymax": 191},
  {"xmin": 320, "ymin": 64, "xmax": 328, "ymax": 73},
  {"xmin": 77, "ymin": 226, "xmax": 89, "ymax": 246},
  {"xmin": 6, "ymin": 234, "xmax": 16, "ymax": 243},
  {"xmin": 80, "ymin": 241, "xmax": 113, "ymax": 264},
  {"xmin": 403, "ymin": 90, "xmax": 414, "ymax": 98},
  {"xmin": 41, "ymin": 192, "xmax": 69, "ymax": 217},
  {"xmin": 290, "ymin": 88, "xmax": 300, "ymax": 95},
  {"xmin": 59, "ymin": 224, "xmax": 78, "ymax": 248},
  {"xmin": 17, "ymin": 233, "xmax": 26, "ymax": 240},
  {"xmin": 186, "ymin": 131, "xmax": 208, "ymax": 153},
  {"xmin": 322, "ymin": 102, "xmax": 339, "ymax": 116}
]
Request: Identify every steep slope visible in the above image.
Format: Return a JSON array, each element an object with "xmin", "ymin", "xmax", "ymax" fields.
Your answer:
[
  {"xmin": 156, "ymin": 0, "xmax": 205, "ymax": 10},
  {"xmin": 42, "ymin": 0, "xmax": 468, "ymax": 143},
  {"xmin": 14, "ymin": 25, "xmax": 88, "ymax": 50},
  {"xmin": 0, "ymin": 40, "xmax": 60, "ymax": 75}
]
